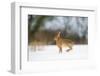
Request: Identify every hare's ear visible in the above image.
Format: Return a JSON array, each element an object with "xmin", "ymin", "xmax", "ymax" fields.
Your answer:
[{"xmin": 57, "ymin": 32, "xmax": 61, "ymax": 37}]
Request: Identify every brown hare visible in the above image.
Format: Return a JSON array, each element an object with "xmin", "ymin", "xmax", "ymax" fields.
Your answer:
[{"xmin": 54, "ymin": 32, "xmax": 74, "ymax": 53}]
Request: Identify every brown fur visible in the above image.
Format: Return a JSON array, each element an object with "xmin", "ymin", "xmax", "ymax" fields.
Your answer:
[{"xmin": 54, "ymin": 32, "xmax": 74, "ymax": 53}]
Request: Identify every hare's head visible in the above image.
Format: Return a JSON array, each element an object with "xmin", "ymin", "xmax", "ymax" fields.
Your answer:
[{"xmin": 54, "ymin": 32, "xmax": 61, "ymax": 41}]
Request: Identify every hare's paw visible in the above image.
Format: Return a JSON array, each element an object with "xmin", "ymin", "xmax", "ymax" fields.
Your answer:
[
  {"xmin": 66, "ymin": 49, "xmax": 70, "ymax": 52},
  {"xmin": 66, "ymin": 48, "xmax": 72, "ymax": 52}
]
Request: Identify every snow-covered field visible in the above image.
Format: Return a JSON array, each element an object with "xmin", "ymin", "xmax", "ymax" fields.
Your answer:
[{"xmin": 28, "ymin": 45, "xmax": 88, "ymax": 61}]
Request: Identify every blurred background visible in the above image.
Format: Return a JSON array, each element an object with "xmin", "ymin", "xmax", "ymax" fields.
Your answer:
[{"xmin": 28, "ymin": 15, "xmax": 88, "ymax": 45}]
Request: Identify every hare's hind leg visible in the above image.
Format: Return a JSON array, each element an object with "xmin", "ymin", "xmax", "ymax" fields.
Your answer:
[{"xmin": 66, "ymin": 45, "xmax": 72, "ymax": 52}]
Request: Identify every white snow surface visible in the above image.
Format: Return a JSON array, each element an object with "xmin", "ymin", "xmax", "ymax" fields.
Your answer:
[{"xmin": 28, "ymin": 45, "xmax": 88, "ymax": 61}]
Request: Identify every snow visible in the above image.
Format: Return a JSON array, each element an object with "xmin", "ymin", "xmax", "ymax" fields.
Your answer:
[{"xmin": 28, "ymin": 45, "xmax": 88, "ymax": 61}]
